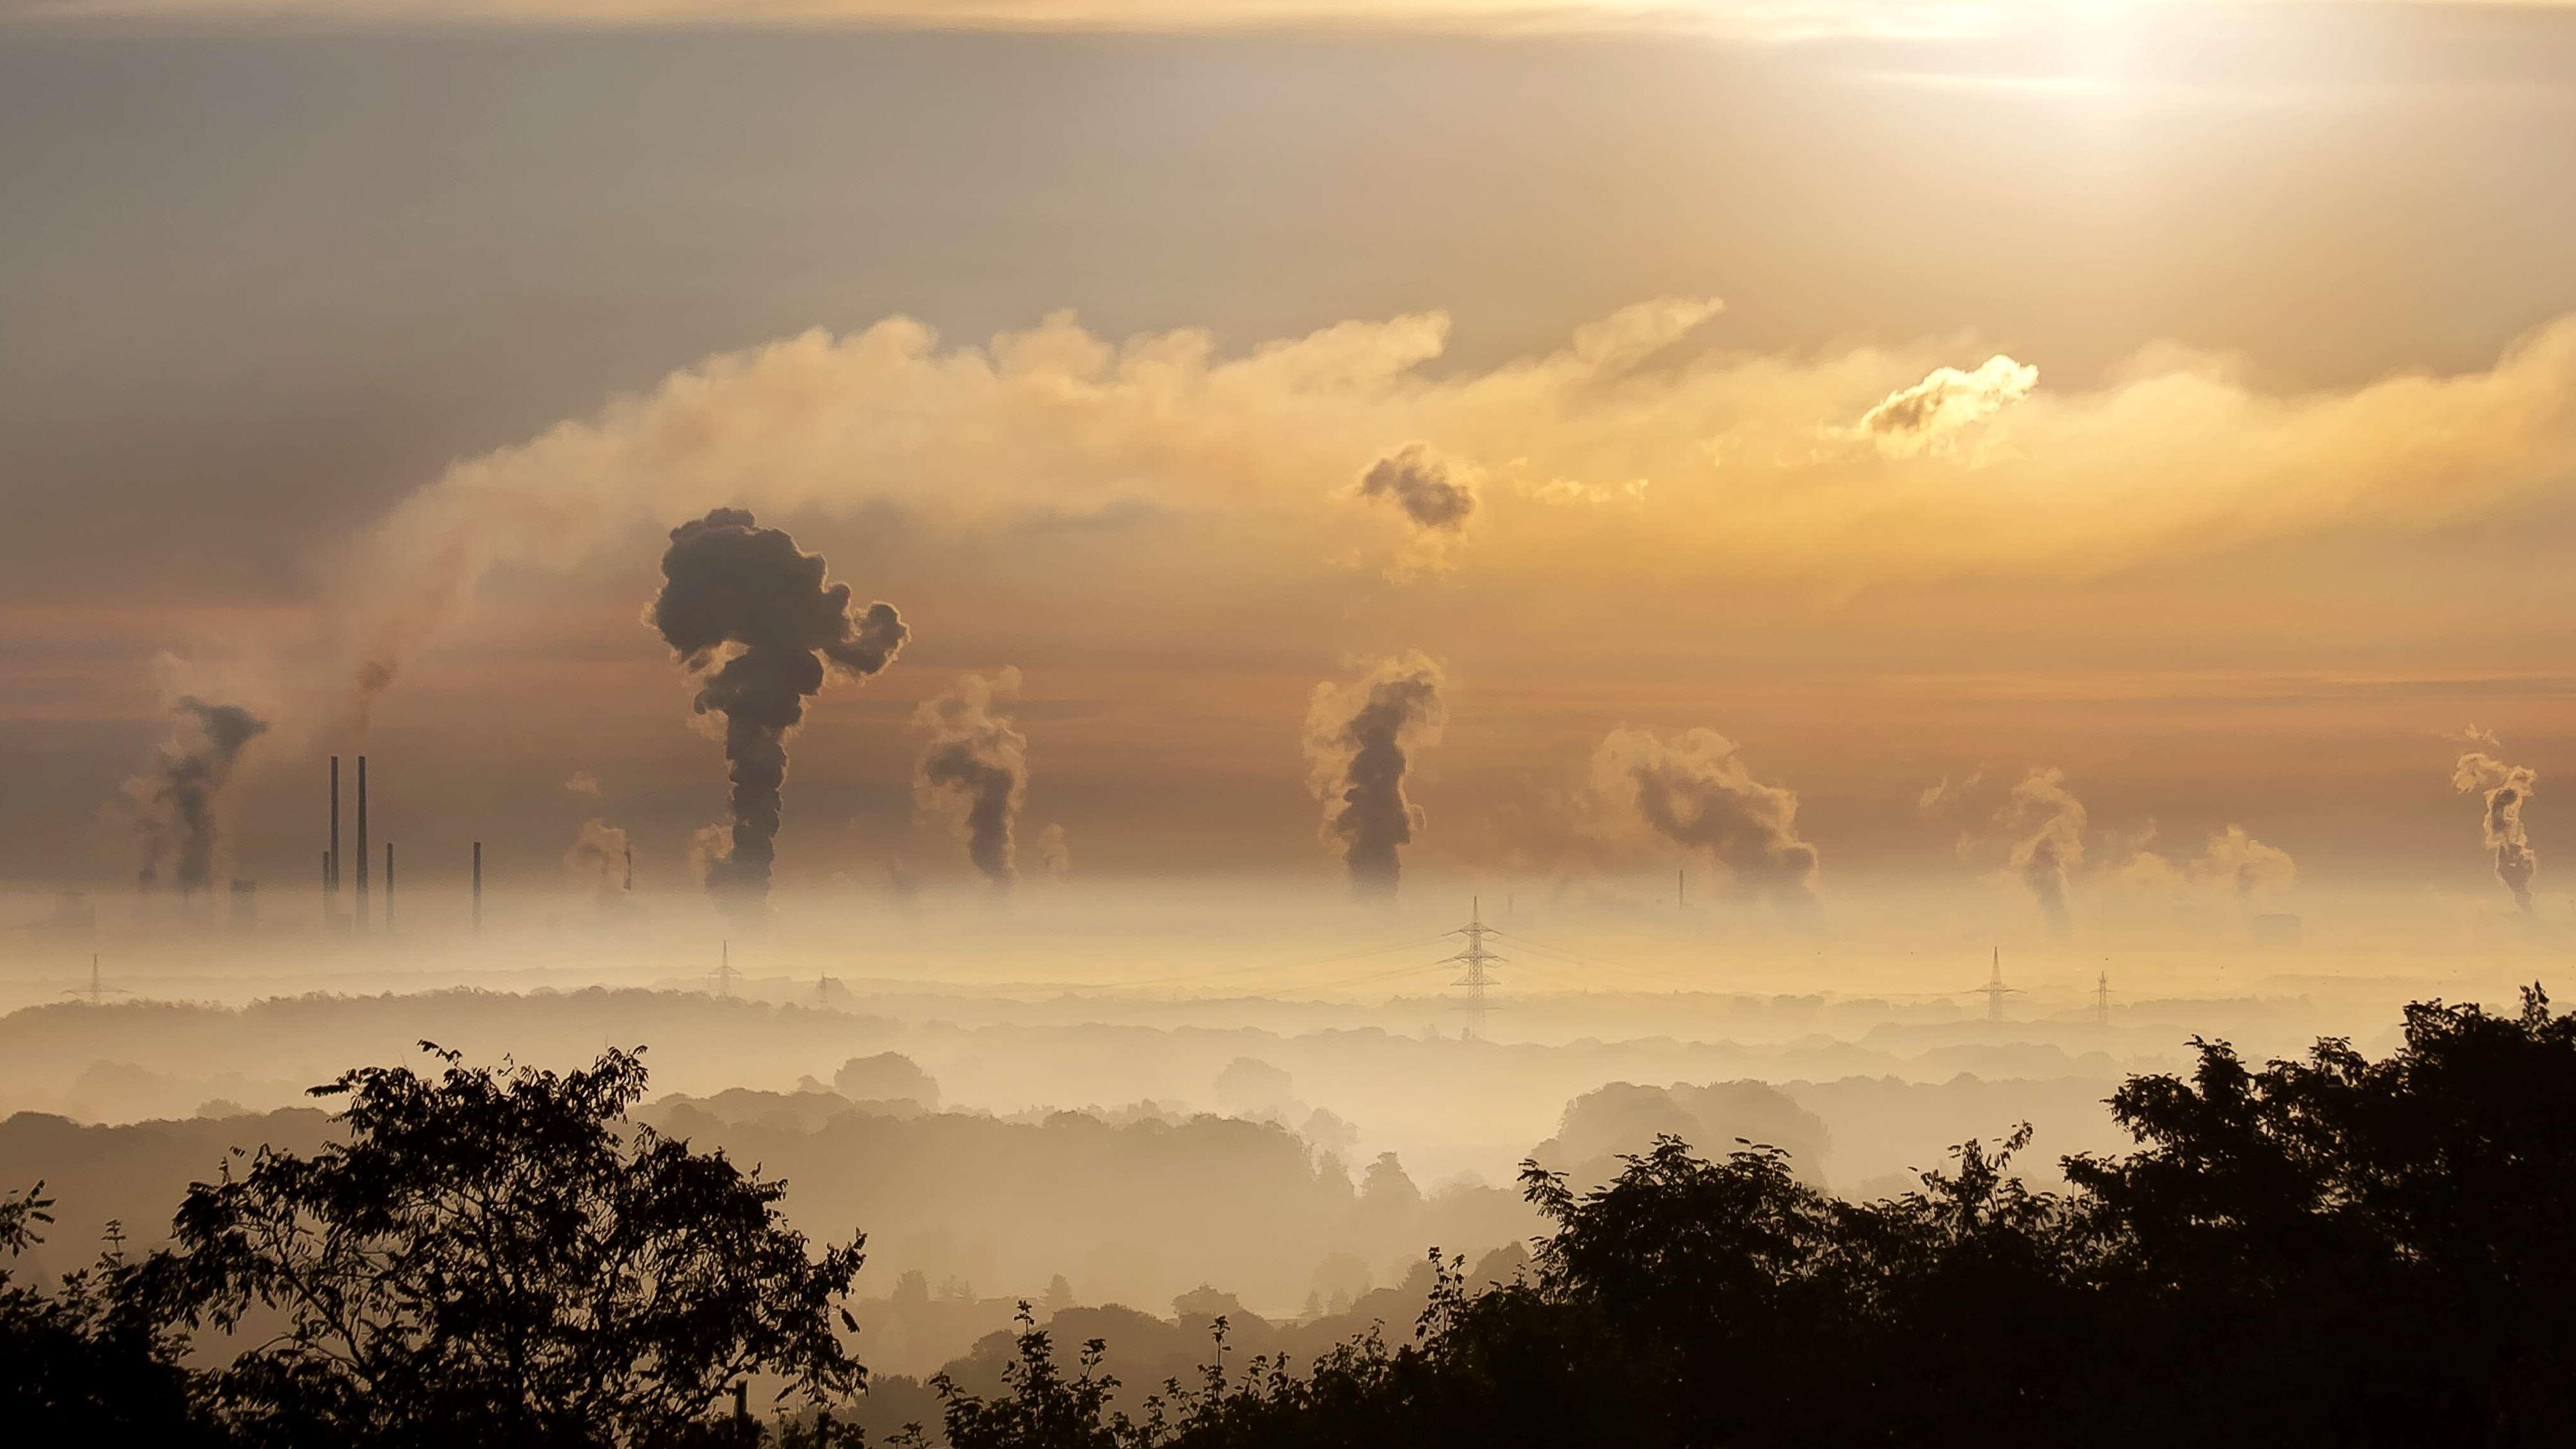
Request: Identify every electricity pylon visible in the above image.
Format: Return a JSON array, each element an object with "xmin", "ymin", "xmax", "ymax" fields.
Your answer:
[{"xmin": 1445, "ymin": 898, "xmax": 1504, "ymax": 1042}]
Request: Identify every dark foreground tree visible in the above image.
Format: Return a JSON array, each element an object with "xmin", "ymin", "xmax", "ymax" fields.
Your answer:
[
  {"xmin": 161, "ymin": 1044, "xmax": 868, "ymax": 1448},
  {"xmin": 928, "ymin": 986, "xmax": 2576, "ymax": 1449},
  {"xmin": 1, "ymin": 1184, "xmax": 214, "ymax": 1440}
]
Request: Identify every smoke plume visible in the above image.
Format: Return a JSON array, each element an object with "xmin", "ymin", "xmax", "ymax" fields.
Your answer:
[
  {"xmin": 1034, "ymin": 822, "xmax": 1073, "ymax": 878},
  {"xmin": 651, "ymin": 507, "xmax": 908, "ymax": 919},
  {"xmin": 1590, "ymin": 728, "xmax": 1819, "ymax": 910},
  {"xmin": 2109, "ymin": 824, "xmax": 2295, "ymax": 906},
  {"xmin": 564, "ymin": 818, "xmax": 631, "ymax": 891},
  {"xmin": 2001, "ymin": 766, "xmax": 2086, "ymax": 936},
  {"xmin": 2454, "ymin": 740, "xmax": 2538, "ymax": 913},
  {"xmin": 128, "ymin": 697, "xmax": 270, "ymax": 895},
  {"xmin": 1305, "ymin": 654, "xmax": 1447, "ymax": 895},
  {"xmin": 913, "ymin": 668, "xmax": 1030, "ymax": 887},
  {"xmin": 1351, "ymin": 443, "xmax": 1479, "ymax": 578}
]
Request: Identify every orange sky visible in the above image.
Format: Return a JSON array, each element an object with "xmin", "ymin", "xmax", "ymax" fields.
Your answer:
[{"xmin": 3, "ymin": 3, "xmax": 2573, "ymax": 917}]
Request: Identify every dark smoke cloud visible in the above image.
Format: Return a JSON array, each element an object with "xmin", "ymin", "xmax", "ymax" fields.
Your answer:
[
  {"xmin": 2454, "ymin": 741, "xmax": 2538, "ymax": 913},
  {"xmin": 913, "ymin": 669, "xmax": 1030, "ymax": 888},
  {"xmin": 130, "ymin": 697, "xmax": 269, "ymax": 894},
  {"xmin": 1355, "ymin": 443, "xmax": 1477, "ymax": 533},
  {"xmin": 2001, "ymin": 766, "xmax": 2086, "ymax": 937},
  {"xmin": 1305, "ymin": 655, "xmax": 1447, "ymax": 896},
  {"xmin": 1352, "ymin": 443, "xmax": 1479, "ymax": 577},
  {"xmin": 652, "ymin": 507, "xmax": 907, "ymax": 919},
  {"xmin": 1590, "ymin": 728, "xmax": 1819, "ymax": 910}
]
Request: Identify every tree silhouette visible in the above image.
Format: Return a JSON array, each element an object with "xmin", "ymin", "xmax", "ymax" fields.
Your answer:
[{"xmin": 160, "ymin": 1043, "xmax": 868, "ymax": 1448}]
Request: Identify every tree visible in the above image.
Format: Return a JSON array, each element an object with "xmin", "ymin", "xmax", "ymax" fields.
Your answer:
[
  {"xmin": 160, "ymin": 1043, "xmax": 868, "ymax": 1448},
  {"xmin": 0, "ymin": 1183, "xmax": 212, "ymax": 1439}
]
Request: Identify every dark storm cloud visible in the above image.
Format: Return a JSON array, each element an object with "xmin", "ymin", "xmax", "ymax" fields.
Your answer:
[{"xmin": 652, "ymin": 507, "xmax": 907, "ymax": 920}]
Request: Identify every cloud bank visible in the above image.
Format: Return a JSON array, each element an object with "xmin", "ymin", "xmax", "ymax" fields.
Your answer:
[{"xmin": 304, "ymin": 298, "xmax": 2576, "ymax": 734}]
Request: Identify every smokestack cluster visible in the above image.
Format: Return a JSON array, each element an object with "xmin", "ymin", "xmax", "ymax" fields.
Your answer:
[
  {"xmin": 914, "ymin": 668, "xmax": 1032, "ymax": 888},
  {"xmin": 2454, "ymin": 738, "xmax": 2538, "ymax": 913},
  {"xmin": 1304, "ymin": 654, "xmax": 1447, "ymax": 896},
  {"xmin": 652, "ymin": 507, "xmax": 908, "ymax": 921},
  {"xmin": 1589, "ymin": 728, "xmax": 1819, "ymax": 910},
  {"xmin": 131, "ymin": 697, "xmax": 269, "ymax": 896},
  {"xmin": 2002, "ymin": 767, "xmax": 2086, "ymax": 937}
]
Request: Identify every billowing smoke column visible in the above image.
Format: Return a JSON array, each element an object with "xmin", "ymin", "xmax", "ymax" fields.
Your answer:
[
  {"xmin": 913, "ymin": 668, "xmax": 1030, "ymax": 887},
  {"xmin": 1590, "ymin": 729, "xmax": 1819, "ymax": 910},
  {"xmin": 1305, "ymin": 654, "xmax": 1447, "ymax": 896},
  {"xmin": 2002, "ymin": 766, "xmax": 2086, "ymax": 936},
  {"xmin": 651, "ymin": 507, "xmax": 908, "ymax": 919},
  {"xmin": 131, "ymin": 697, "xmax": 270, "ymax": 895},
  {"xmin": 2454, "ymin": 741, "xmax": 2538, "ymax": 913}
]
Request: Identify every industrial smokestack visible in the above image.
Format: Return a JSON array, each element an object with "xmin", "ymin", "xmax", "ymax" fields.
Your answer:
[
  {"xmin": 471, "ymin": 841, "xmax": 483, "ymax": 935},
  {"xmin": 355, "ymin": 755, "xmax": 369, "ymax": 931},
  {"xmin": 651, "ymin": 507, "xmax": 909, "ymax": 922},
  {"xmin": 128, "ymin": 697, "xmax": 269, "ymax": 898},
  {"xmin": 1303, "ymin": 654, "xmax": 1447, "ymax": 897},
  {"xmin": 913, "ymin": 668, "xmax": 1031, "ymax": 888},
  {"xmin": 328, "ymin": 755, "xmax": 341, "ymax": 894},
  {"xmin": 383, "ymin": 841, "xmax": 394, "ymax": 933}
]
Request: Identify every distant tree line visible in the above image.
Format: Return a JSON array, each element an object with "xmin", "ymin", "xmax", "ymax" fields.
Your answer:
[{"xmin": 11, "ymin": 988, "xmax": 2576, "ymax": 1446}]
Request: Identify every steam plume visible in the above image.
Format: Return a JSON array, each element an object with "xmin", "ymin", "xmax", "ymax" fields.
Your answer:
[
  {"xmin": 127, "ymin": 697, "xmax": 269, "ymax": 895},
  {"xmin": 2453, "ymin": 738, "xmax": 2538, "ymax": 913},
  {"xmin": 913, "ymin": 668, "xmax": 1030, "ymax": 887},
  {"xmin": 564, "ymin": 818, "xmax": 631, "ymax": 891},
  {"xmin": 1305, "ymin": 654, "xmax": 1447, "ymax": 895},
  {"xmin": 1590, "ymin": 728, "xmax": 1819, "ymax": 910},
  {"xmin": 1035, "ymin": 822, "xmax": 1073, "ymax": 878},
  {"xmin": 2002, "ymin": 766, "xmax": 2086, "ymax": 936},
  {"xmin": 651, "ymin": 507, "xmax": 908, "ymax": 919}
]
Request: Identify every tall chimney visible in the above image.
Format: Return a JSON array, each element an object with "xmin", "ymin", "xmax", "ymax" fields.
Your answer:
[
  {"xmin": 355, "ymin": 755, "xmax": 369, "ymax": 930},
  {"xmin": 328, "ymin": 755, "xmax": 341, "ymax": 894},
  {"xmin": 471, "ymin": 841, "xmax": 483, "ymax": 935},
  {"xmin": 383, "ymin": 841, "xmax": 394, "ymax": 933}
]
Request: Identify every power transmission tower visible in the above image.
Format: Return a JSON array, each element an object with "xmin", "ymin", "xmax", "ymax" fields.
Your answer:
[
  {"xmin": 64, "ymin": 954, "xmax": 127, "ymax": 1007},
  {"xmin": 1444, "ymin": 897, "xmax": 1504, "ymax": 1042},
  {"xmin": 2094, "ymin": 968, "xmax": 2113, "ymax": 1027},
  {"xmin": 709, "ymin": 940, "xmax": 739, "ymax": 998},
  {"xmin": 1977, "ymin": 946, "xmax": 2019, "ymax": 1023}
]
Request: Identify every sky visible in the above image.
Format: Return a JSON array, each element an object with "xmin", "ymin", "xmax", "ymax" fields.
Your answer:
[{"xmin": 4, "ymin": 0, "xmax": 2576, "ymax": 923}]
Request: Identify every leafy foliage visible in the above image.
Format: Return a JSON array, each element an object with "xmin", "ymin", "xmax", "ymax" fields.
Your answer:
[
  {"xmin": 12, "ymin": 990, "xmax": 2576, "ymax": 1446},
  {"xmin": 926, "ymin": 986, "xmax": 2576, "ymax": 1448}
]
